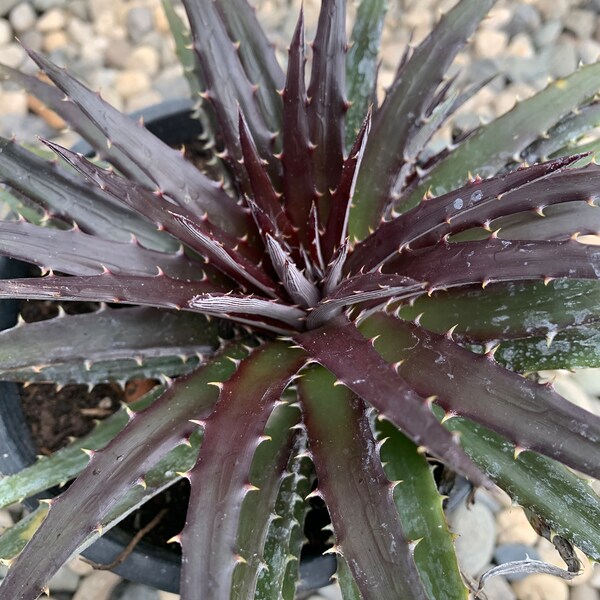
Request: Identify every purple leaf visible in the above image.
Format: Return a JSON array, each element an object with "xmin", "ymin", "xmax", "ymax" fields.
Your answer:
[
  {"xmin": 181, "ymin": 342, "xmax": 305, "ymax": 598},
  {"xmin": 23, "ymin": 48, "xmax": 247, "ymax": 235},
  {"xmin": 391, "ymin": 238, "xmax": 600, "ymax": 290},
  {"xmin": 360, "ymin": 313, "xmax": 600, "ymax": 479},
  {"xmin": 295, "ymin": 315, "xmax": 490, "ymax": 488},
  {"xmin": 298, "ymin": 366, "xmax": 429, "ymax": 599}
]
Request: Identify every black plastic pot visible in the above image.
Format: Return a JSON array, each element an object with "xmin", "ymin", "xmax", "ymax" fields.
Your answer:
[{"xmin": 0, "ymin": 101, "xmax": 336, "ymax": 594}]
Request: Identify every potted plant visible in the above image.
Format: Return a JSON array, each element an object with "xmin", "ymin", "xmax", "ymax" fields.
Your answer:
[{"xmin": 0, "ymin": 0, "xmax": 600, "ymax": 598}]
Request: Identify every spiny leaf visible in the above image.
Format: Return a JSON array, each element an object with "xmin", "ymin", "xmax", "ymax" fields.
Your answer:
[
  {"xmin": 307, "ymin": 0, "xmax": 347, "ymax": 210},
  {"xmin": 182, "ymin": 0, "xmax": 277, "ymax": 184},
  {"xmin": 350, "ymin": 0, "xmax": 495, "ymax": 239},
  {"xmin": 361, "ymin": 313, "xmax": 600, "ymax": 479},
  {"xmin": 0, "ymin": 307, "xmax": 221, "ymax": 386},
  {"xmin": 214, "ymin": 0, "xmax": 284, "ymax": 139},
  {"xmin": 0, "ymin": 137, "xmax": 177, "ymax": 252},
  {"xmin": 296, "ymin": 315, "xmax": 489, "ymax": 489},
  {"xmin": 180, "ymin": 342, "xmax": 305, "ymax": 599},
  {"xmin": 349, "ymin": 153, "xmax": 585, "ymax": 272},
  {"xmin": 397, "ymin": 279, "xmax": 600, "ymax": 344},
  {"xmin": 344, "ymin": 0, "xmax": 386, "ymax": 149},
  {"xmin": 404, "ymin": 61, "xmax": 600, "ymax": 208},
  {"xmin": 298, "ymin": 365, "xmax": 429, "ymax": 600},
  {"xmin": 231, "ymin": 400, "xmax": 303, "ymax": 598},
  {"xmin": 24, "ymin": 48, "xmax": 246, "ymax": 235},
  {"xmin": 438, "ymin": 408, "xmax": 600, "ymax": 561},
  {"xmin": 0, "ymin": 387, "xmax": 161, "ymax": 509},
  {"xmin": 377, "ymin": 419, "xmax": 468, "ymax": 600},
  {"xmin": 281, "ymin": 10, "xmax": 317, "ymax": 243},
  {"xmin": 0, "ymin": 220, "xmax": 203, "ymax": 280},
  {"xmin": 0, "ymin": 341, "xmax": 252, "ymax": 599},
  {"xmin": 392, "ymin": 239, "xmax": 600, "ymax": 291}
]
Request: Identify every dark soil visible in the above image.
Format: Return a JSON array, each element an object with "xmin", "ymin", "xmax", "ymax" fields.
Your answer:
[{"xmin": 18, "ymin": 299, "xmax": 187, "ymax": 556}]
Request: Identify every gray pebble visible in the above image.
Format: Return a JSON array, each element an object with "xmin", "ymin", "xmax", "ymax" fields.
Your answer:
[
  {"xmin": 493, "ymin": 543, "xmax": 541, "ymax": 581},
  {"xmin": 0, "ymin": 0, "xmax": 20, "ymax": 19},
  {"xmin": 31, "ymin": 0, "xmax": 65, "ymax": 10},
  {"xmin": 68, "ymin": 0, "xmax": 89, "ymax": 21},
  {"xmin": 565, "ymin": 9, "xmax": 596, "ymax": 40},
  {"xmin": 126, "ymin": 6, "xmax": 154, "ymax": 44},
  {"xmin": 506, "ymin": 3, "xmax": 541, "ymax": 37},
  {"xmin": 48, "ymin": 566, "xmax": 80, "ymax": 593},
  {"xmin": 571, "ymin": 585, "xmax": 600, "ymax": 600},
  {"xmin": 0, "ymin": 17, "xmax": 11, "ymax": 46},
  {"xmin": 18, "ymin": 28, "xmax": 42, "ymax": 51},
  {"xmin": 550, "ymin": 41, "xmax": 579, "ymax": 79},
  {"xmin": 9, "ymin": 1, "xmax": 35, "ymax": 32},
  {"xmin": 534, "ymin": 20, "xmax": 563, "ymax": 49},
  {"xmin": 448, "ymin": 502, "xmax": 496, "ymax": 577},
  {"xmin": 104, "ymin": 38, "xmax": 132, "ymax": 69},
  {"xmin": 1, "ymin": 41, "xmax": 26, "ymax": 68},
  {"xmin": 113, "ymin": 582, "xmax": 160, "ymax": 600}
]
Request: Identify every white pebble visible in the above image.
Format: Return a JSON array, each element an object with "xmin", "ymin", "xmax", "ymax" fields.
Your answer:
[{"xmin": 8, "ymin": 2, "xmax": 35, "ymax": 32}]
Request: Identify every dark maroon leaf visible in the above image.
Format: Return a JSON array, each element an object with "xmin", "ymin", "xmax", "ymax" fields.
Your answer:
[
  {"xmin": 360, "ymin": 313, "xmax": 600, "ymax": 479},
  {"xmin": 295, "ymin": 315, "xmax": 490, "ymax": 488}
]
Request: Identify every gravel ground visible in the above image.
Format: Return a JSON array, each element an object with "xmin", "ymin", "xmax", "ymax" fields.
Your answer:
[{"xmin": 2, "ymin": 0, "xmax": 600, "ymax": 598}]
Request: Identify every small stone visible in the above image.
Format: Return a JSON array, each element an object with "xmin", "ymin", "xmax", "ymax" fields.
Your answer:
[
  {"xmin": 115, "ymin": 70, "xmax": 151, "ymax": 99},
  {"xmin": 0, "ymin": 0, "xmax": 20, "ymax": 18},
  {"xmin": 512, "ymin": 573, "xmax": 569, "ymax": 600},
  {"xmin": 473, "ymin": 29, "xmax": 508, "ymax": 59},
  {"xmin": 507, "ymin": 33, "xmax": 535, "ymax": 59},
  {"xmin": 48, "ymin": 565, "xmax": 80, "ymax": 593},
  {"xmin": 67, "ymin": 0, "xmax": 89, "ymax": 20},
  {"xmin": 67, "ymin": 17, "xmax": 94, "ymax": 47},
  {"xmin": 32, "ymin": 0, "xmax": 65, "ymax": 10},
  {"xmin": 590, "ymin": 563, "xmax": 600, "ymax": 588},
  {"xmin": 126, "ymin": 45, "xmax": 160, "ymax": 76},
  {"xmin": 104, "ymin": 39, "xmax": 132, "ymax": 69},
  {"xmin": 534, "ymin": 21, "xmax": 563, "ymax": 49},
  {"xmin": 316, "ymin": 583, "xmax": 343, "ymax": 600},
  {"xmin": 496, "ymin": 508, "xmax": 540, "ymax": 546},
  {"xmin": 494, "ymin": 544, "xmax": 542, "ymax": 581},
  {"xmin": 550, "ymin": 41, "xmax": 579, "ymax": 80},
  {"xmin": 579, "ymin": 39, "xmax": 600, "ymax": 64},
  {"xmin": 0, "ymin": 17, "xmax": 11, "ymax": 46},
  {"xmin": 506, "ymin": 4, "xmax": 541, "ymax": 37},
  {"xmin": 116, "ymin": 582, "xmax": 160, "ymax": 600},
  {"xmin": 1, "ymin": 41, "xmax": 26, "ymax": 68},
  {"xmin": 536, "ymin": 0, "xmax": 569, "ymax": 21},
  {"xmin": 152, "ymin": 66, "xmax": 189, "ymax": 100},
  {"xmin": 18, "ymin": 29, "xmax": 42, "ymax": 51},
  {"xmin": 126, "ymin": 6, "xmax": 154, "ymax": 44},
  {"xmin": 447, "ymin": 501, "xmax": 496, "ymax": 576},
  {"xmin": 8, "ymin": 2, "xmax": 34, "ymax": 32},
  {"xmin": 570, "ymin": 585, "xmax": 600, "ymax": 600},
  {"xmin": 66, "ymin": 556, "xmax": 94, "ymax": 576},
  {"xmin": 157, "ymin": 592, "xmax": 180, "ymax": 600},
  {"xmin": 565, "ymin": 10, "xmax": 596, "ymax": 41},
  {"xmin": 479, "ymin": 7, "xmax": 511, "ymax": 30},
  {"xmin": 72, "ymin": 570, "xmax": 121, "ymax": 600},
  {"xmin": 42, "ymin": 30, "xmax": 68, "ymax": 53},
  {"xmin": 0, "ymin": 509, "xmax": 13, "ymax": 534},
  {"xmin": 126, "ymin": 89, "xmax": 163, "ymax": 113},
  {"xmin": 36, "ymin": 7, "xmax": 66, "ymax": 32}
]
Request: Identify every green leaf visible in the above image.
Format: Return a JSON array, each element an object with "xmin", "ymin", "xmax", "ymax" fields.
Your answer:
[
  {"xmin": 231, "ymin": 400, "xmax": 303, "ymax": 598},
  {"xmin": 336, "ymin": 555, "xmax": 362, "ymax": 600},
  {"xmin": 405, "ymin": 62, "xmax": 600, "ymax": 207},
  {"xmin": 0, "ymin": 505, "xmax": 49, "ymax": 563},
  {"xmin": 254, "ymin": 421, "xmax": 312, "ymax": 600},
  {"xmin": 345, "ymin": 0, "xmax": 386, "ymax": 150},
  {"xmin": 377, "ymin": 420, "xmax": 468, "ymax": 600},
  {"xmin": 350, "ymin": 0, "xmax": 494, "ymax": 240},
  {"xmin": 438, "ymin": 408, "xmax": 600, "ymax": 561},
  {"xmin": 397, "ymin": 279, "xmax": 600, "ymax": 344},
  {"xmin": 181, "ymin": 342, "xmax": 306, "ymax": 599},
  {"xmin": 496, "ymin": 324, "xmax": 600, "ymax": 371},
  {"xmin": 0, "ymin": 307, "xmax": 222, "ymax": 386},
  {"xmin": 0, "ymin": 387, "xmax": 161, "ymax": 510},
  {"xmin": 298, "ymin": 365, "xmax": 430, "ymax": 600}
]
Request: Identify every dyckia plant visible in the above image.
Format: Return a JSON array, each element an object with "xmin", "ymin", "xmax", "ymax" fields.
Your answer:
[{"xmin": 1, "ymin": 0, "xmax": 600, "ymax": 597}]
